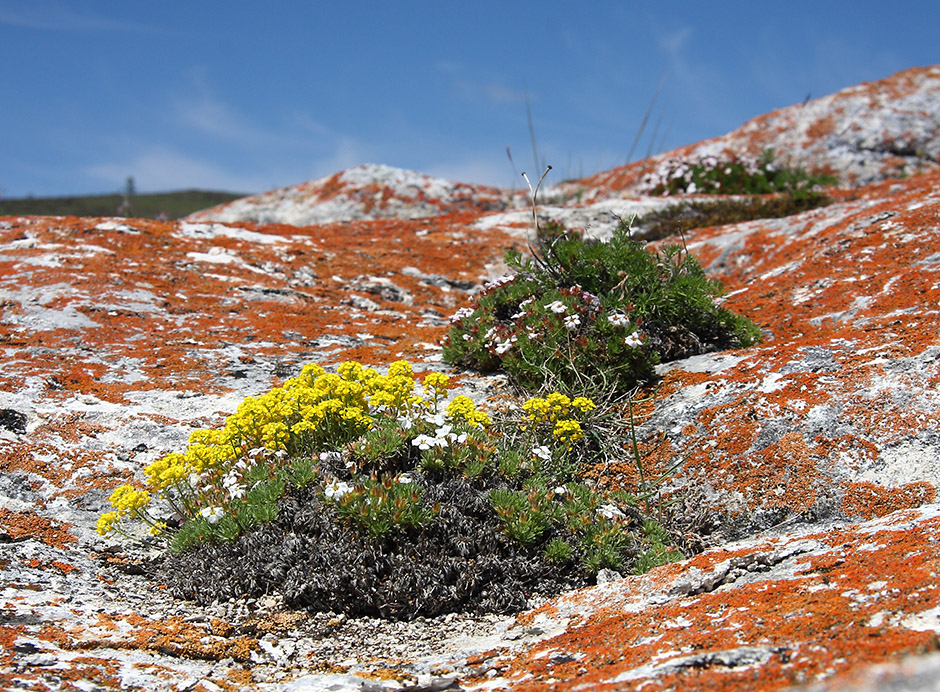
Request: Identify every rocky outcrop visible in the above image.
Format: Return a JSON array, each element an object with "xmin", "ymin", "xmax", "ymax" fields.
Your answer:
[
  {"xmin": 572, "ymin": 64, "xmax": 940, "ymax": 199},
  {"xmin": 3, "ymin": 68, "xmax": 940, "ymax": 691},
  {"xmin": 186, "ymin": 163, "xmax": 524, "ymax": 226}
]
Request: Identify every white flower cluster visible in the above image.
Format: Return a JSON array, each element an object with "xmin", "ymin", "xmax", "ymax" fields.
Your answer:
[
  {"xmin": 449, "ymin": 306, "xmax": 475, "ymax": 323},
  {"xmin": 412, "ymin": 423, "xmax": 467, "ymax": 450},
  {"xmin": 200, "ymin": 506, "xmax": 225, "ymax": 524},
  {"xmin": 510, "ymin": 297, "xmax": 535, "ymax": 320},
  {"xmin": 324, "ymin": 479, "xmax": 353, "ymax": 500},
  {"xmin": 596, "ymin": 504, "xmax": 625, "ymax": 520},
  {"xmin": 483, "ymin": 326, "xmax": 517, "ymax": 355},
  {"xmin": 532, "ymin": 445, "xmax": 551, "ymax": 460},
  {"xmin": 221, "ymin": 466, "xmax": 247, "ymax": 501},
  {"xmin": 607, "ymin": 312, "xmax": 630, "ymax": 328},
  {"xmin": 637, "ymin": 154, "xmax": 765, "ymax": 196},
  {"xmin": 563, "ymin": 314, "xmax": 581, "ymax": 331},
  {"xmin": 483, "ymin": 274, "xmax": 515, "ymax": 291},
  {"xmin": 623, "ymin": 332, "xmax": 644, "ymax": 349}
]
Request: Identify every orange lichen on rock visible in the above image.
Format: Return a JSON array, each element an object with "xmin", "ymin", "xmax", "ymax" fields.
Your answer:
[
  {"xmin": 0, "ymin": 507, "xmax": 76, "ymax": 549},
  {"xmin": 606, "ymin": 169, "xmax": 940, "ymax": 531},
  {"xmin": 841, "ymin": 481, "xmax": 936, "ymax": 519},
  {"xmin": 0, "ymin": 212, "xmax": 518, "ymax": 403},
  {"xmin": 490, "ymin": 508, "xmax": 940, "ymax": 692}
]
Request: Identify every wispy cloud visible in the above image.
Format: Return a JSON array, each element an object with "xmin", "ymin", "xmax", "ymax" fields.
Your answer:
[
  {"xmin": 84, "ymin": 128, "xmax": 377, "ymax": 195},
  {"xmin": 436, "ymin": 61, "xmax": 528, "ymax": 106},
  {"xmin": 85, "ymin": 149, "xmax": 276, "ymax": 194},
  {"xmin": 170, "ymin": 74, "xmax": 339, "ymax": 156},
  {"xmin": 173, "ymin": 94, "xmax": 290, "ymax": 146},
  {"xmin": 0, "ymin": 1, "xmax": 161, "ymax": 34},
  {"xmin": 425, "ymin": 155, "xmax": 519, "ymax": 188},
  {"xmin": 450, "ymin": 79, "xmax": 530, "ymax": 105}
]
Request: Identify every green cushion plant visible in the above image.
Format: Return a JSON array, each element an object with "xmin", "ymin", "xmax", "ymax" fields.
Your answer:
[
  {"xmin": 638, "ymin": 148, "xmax": 837, "ymax": 198},
  {"xmin": 441, "ymin": 216, "xmax": 761, "ymax": 394}
]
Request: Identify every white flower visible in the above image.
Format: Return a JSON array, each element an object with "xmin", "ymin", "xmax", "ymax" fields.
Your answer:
[
  {"xmin": 435, "ymin": 424, "xmax": 453, "ymax": 438},
  {"xmin": 607, "ymin": 312, "xmax": 630, "ymax": 328},
  {"xmin": 462, "ymin": 333, "xmax": 472, "ymax": 341},
  {"xmin": 624, "ymin": 331, "xmax": 643, "ymax": 348},
  {"xmin": 412, "ymin": 434, "xmax": 440, "ymax": 450},
  {"xmin": 554, "ymin": 485, "xmax": 567, "ymax": 496},
  {"xmin": 494, "ymin": 338, "xmax": 515, "ymax": 354},
  {"xmin": 397, "ymin": 474, "xmax": 413, "ymax": 484},
  {"xmin": 686, "ymin": 182, "xmax": 698, "ymax": 194},
  {"xmin": 222, "ymin": 471, "xmax": 245, "ymax": 500},
  {"xmin": 596, "ymin": 504, "xmax": 625, "ymax": 520},
  {"xmin": 532, "ymin": 445, "xmax": 551, "ymax": 460},
  {"xmin": 511, "ymin": 298, "xmax": 534, "ymax": 319},
  {"xmin": 546, "ymin": 300, "xmax": 567, "ymax": 314},
  {"xmin": 483, "ymin": 274, "xmax": 515, "ymax": 290},
  {"xmin": 449, "ymin": 307, "xmax": 475, "ymax": 323},
  {"xmin": 423, "ymin": 412, "xmax": 447, "ymax": 427},
  {"xmin": 319, "ymin": 451, "xmax": 343, "ymax": 463},
  {"xmin": 324, "ymin": 480, "xmax": 352, "ymax": 500},
  {"xmin": 563, "ymin": 314, "xmax": 581, "ymax": 331},
  {"xmin": 200, "ymin": 506, "xmax": 225, "ymax": 524}
]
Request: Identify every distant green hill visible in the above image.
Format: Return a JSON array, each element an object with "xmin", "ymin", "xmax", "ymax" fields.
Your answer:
[{"xmin": 0, "ymin": 189, "xmax": 246, "ymax": 220}]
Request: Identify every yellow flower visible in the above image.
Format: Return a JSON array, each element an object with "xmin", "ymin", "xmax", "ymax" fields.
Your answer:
[
  {"xmin": 337, "ymin": 361, "xmax": 364, "ymax": 381},
  {"xmin": 145, "ymin": 452, "xmax": 190, "ymax": 490},
  {"xmin": 447, "ymin": 396, "xmax": 491, "ymax": 427},
  {"xmin": 96, "ymin": 511, "xmax": 118, "ymax": 536},
  {"xmin": 149, "ymin": 521, "xmax": 167, "ymax": 536},
  {"xmin": 545, "ymin": 392, "xmax": 571, "ymax": 418},
  {"xmin": 552, "ymin": 419, "xmax": 583, "ymax": 444},
  {"xmin": 108, "ymin": 484, "xmax": 151, "ymax": 515},
  {"xmin": 571, "ymin": 396, "xmax": 596, "ymax": 414},
  {"xmin": 387, "ymin": 360, "xmax": 413, "ymax": 377},
  {"xmin": 522, "ymin": 397, "xmax": 550, "ymax": 424},
  {"xmin": 423, "ymin": 371, "xmax": 451, "ymax": 396}
]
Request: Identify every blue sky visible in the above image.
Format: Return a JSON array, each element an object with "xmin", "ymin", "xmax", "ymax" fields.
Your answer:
[{"xmin": 1, "ymin": 1, "xmax": 937, "ymax": 198}]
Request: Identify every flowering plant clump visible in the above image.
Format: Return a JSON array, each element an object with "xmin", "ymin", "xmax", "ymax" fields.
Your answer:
[
  {"xmin": 634, "ymin": 192, "xmax": 834, "ymax": 243},
  {"xmin": 442, "ymin": 218, "xmax": 761, "ymax": 392},
  {"xmin": 100, "ymin": 359, "xmax": 683, "ymax": 619},
  {"xmin": 637, "ymin": 148, "xmax": 837, "ymax": 198}
]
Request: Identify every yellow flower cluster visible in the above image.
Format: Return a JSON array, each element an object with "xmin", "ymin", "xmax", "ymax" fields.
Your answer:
[
  {"xmin": 446, "ymin": 395, "xmax": 492, "ymax": 428},
  {"xmin": 99, "ymin": 359, "xmax": 485, "ymax": 545},
  {"xmin": 520, "ymin": 392, "xmax": 594, "ymax": 447},
  {"xmin": 423, "ymin": 372, "xmax": 451, "ymax": 402},
  {"xmin": 552, "ymin": 419, "xmax": 584, "ymax": 443},
  {"xmin": 96, "ymin": 484, "xmax": 152, "ymax": 536},
  {"xmin": 96, "ymin": 511, "xmax": 118, "ymax": 536},
  {"xmin": 143, "ymin": 360, "xmax": 429, "ymax": 498},
  {"xmin": 109, "ymin": 484, "xmax": 151, "ymax": 513},
  {"xmin": 522, "ymin": 393, "xmax": 595, "ymax": 425}
]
